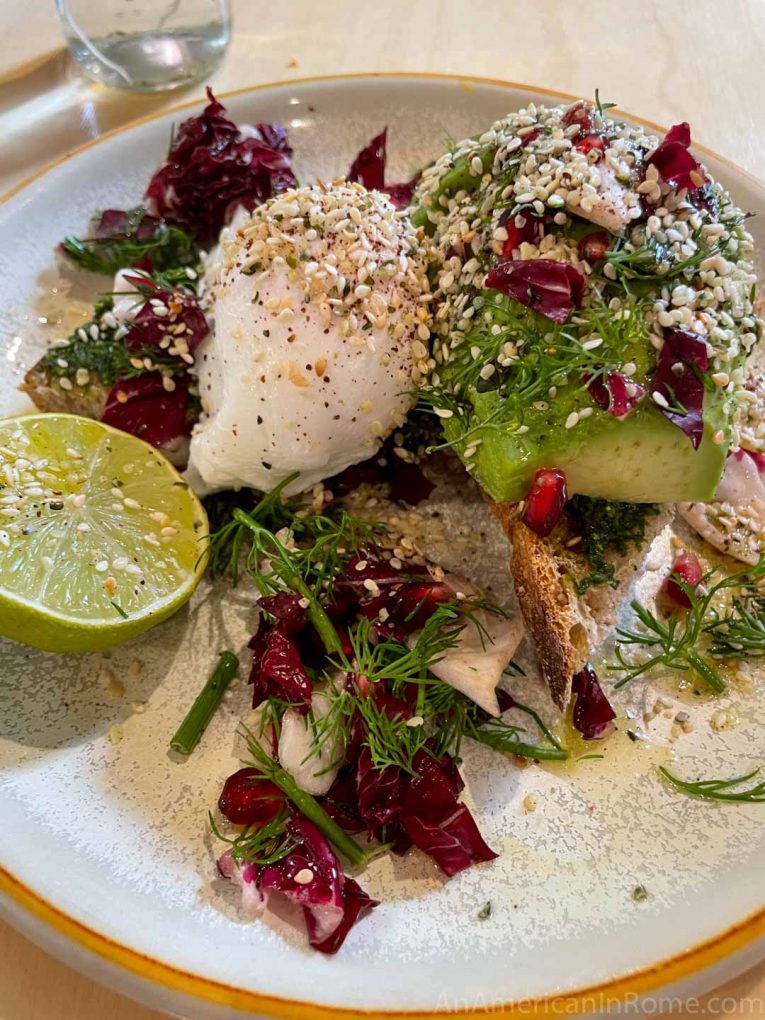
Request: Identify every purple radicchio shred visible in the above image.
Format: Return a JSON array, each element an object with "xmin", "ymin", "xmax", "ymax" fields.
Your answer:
[
  {"xmin": 95, "ymin": 208, "xmax": 160, "ymax": 242},
  {"xmin": 231, "ymin": 817, "xmax": 378, "ymax": 955},
  {"xmin": 571, "ymin": 664, "xmax": 616, "ymax": 741},
  {"xmin": 337, "ymin": 553, "xmax": 453, "ymax": 640},
  {"xmin": 356, "ymin": 746, "xmax": 404, "ymax": 835},
  {"xmin": 252, "ymin": 628, "xmax": 313, "ymax": 709},
  {"xmin": 584, "ymin": 370, "xmax": 647, "ymax": 419},
  {"xmin": 123, "ymin": 275, "xmax": 209, "ymax": 355},
  {"xmin": 646, "ymin": 122, "xmax": 706, "ymax": 193},
  {"xmin": 485, "ymin": 259, "xmax": 586, "ymax": 324},
  {"xmin": 652, "ymin": 328, "xmax": 709, "ymax": 449},
  {"xmin": 399, "ymin": 749, "xmax": 497, "ymax": 877},
  {"xmin": 144, "ymin": 88, "xmax": 296, "ymax": 245},
  {"xmin": 257, "ymin": 592, "xmax": 307, "ymax": 633},
  {"xmin": 101, "ymin": 374, "xmax": 190, "ymax": 449},
  {"xmin": 346, "ymin": 128, "xmax": 420, "ymax": 208}
]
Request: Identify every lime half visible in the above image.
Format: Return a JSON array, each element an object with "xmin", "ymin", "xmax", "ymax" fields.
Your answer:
[{"xmin": 0, "ymin": 414, "xmax": 208, "ymax": 652}]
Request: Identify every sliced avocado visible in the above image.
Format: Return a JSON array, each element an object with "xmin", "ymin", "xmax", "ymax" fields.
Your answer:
[{"xmin": 442, "ymin": 385, "xmax": 729, "ymax": 504}]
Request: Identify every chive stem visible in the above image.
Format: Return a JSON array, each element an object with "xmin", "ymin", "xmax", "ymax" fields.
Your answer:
[
  {"xmin": 241, "ymin": 729, "xmax": 369, "ymax": 869},
  {"xmin": 171, "ymin": 651, "xmax": 239, "ymax": 755},
  {"xmin": 267, "ymin": 763, "xmax": 370, "ymax": 869}
]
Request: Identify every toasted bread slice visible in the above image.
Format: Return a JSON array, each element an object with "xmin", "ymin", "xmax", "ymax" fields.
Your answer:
[
  {"xmin": 20, "ymin": 365, "xmax": 108, "ymax": 419},
  {"xmin": 490, "ymin": 500, "xmax": 673, "ymax": 709}
]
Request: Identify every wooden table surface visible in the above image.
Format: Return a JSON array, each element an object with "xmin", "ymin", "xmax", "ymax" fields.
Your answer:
[{"xmin": 1, "ymin": 0, "xmax": 764, "ymax": 1016}]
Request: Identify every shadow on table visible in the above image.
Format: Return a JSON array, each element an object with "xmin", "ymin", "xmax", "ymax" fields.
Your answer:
[{"xmin": 0, "ymin": 47, "xmax": 200, "ymax": 190}]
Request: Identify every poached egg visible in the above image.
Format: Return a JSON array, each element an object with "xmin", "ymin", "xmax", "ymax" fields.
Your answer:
[{"xmin": 187, "ymin": 182, "xmax": 431, "ymax": 495}]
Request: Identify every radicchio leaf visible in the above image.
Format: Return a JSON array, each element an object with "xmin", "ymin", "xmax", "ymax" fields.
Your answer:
[
  {"xmin": 258, "ymin": 629, "xmax": 313, "ymax": 707},
  {"xmin": 401, "ymin": 806, "xmax": 497, "ymax": 878},
  {"xmin": 145, "ymin": 88, "xmax": 296, "ymax": 245},
  {"xmin": 646, "ymin": 122, "xmax": 706, "ymax": 192},
  {"xmin": 384, "ymin": 176, "xmax": 421, "ymax": 210},
  {"xmin": 485, "ymin": 259, "xmax": 585, "ymax": 324},
  {"xmin": 257, "ymin": 593, "xmax": 307, "ymax": 634},
  {"xmin": 399, "ymin": 750, "xmax": 497, "ymax": 877},
  {"xmin": 328, "ymin": 449, "xmax": 435, "ymax": 506},
  {"xmin": 247, "ymin": 817, "xmax": 378, "ymax": 954},
  {"xmin": 561, "ymin": 101, "xmax": 594, "ymax": 135},
  {"xmin": 355, "ymin": 575, "xmax": 454, "ymax": 639},
  {"xmin": 356, "ymin": 746, "xmax": 403, "ymax": 835},
  {"xmin": 347, "ymin": 128, "xmax": 420, "ymax": 209},
  {"xmin": 101, "ymin": 375, "xmax": 190, "ymax": 449},
  {"xmin": 123, "ymin": 275, "xmax": 209, "ymax": 355},
  {"xmin": 347, "ymin": 129, "xmax": 387, "ymax": 191},
  {"xmin": 571, "ymin": 664, "xmax": 616, "ymax": 740},
  {"xmin": 584, "ymin": 371, "xmax": 647, "ymax": 419},
  {"xmin": 218, "ymin": 768, "xmax": 283, "ymax": 826},
  {"xmin": 652, "ymin": 328, "xmax": 709, "ymax": 449}
]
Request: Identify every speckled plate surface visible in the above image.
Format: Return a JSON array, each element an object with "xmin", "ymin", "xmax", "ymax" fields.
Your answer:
[{"xmin": 1, "ymin": 76, "xmax": 765, "ymax": 1020}]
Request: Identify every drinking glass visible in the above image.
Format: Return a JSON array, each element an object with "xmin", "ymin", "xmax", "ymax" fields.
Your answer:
[{"xmin": 55, "ymin": 0, "xmax": 231, "ymax": 93}]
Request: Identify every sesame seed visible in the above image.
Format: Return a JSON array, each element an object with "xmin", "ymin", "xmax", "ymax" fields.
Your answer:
[
  {"xmin": 293, "ymin": 868, "xmax": 314, "ymax": 885},
  {"xmin": 652, "ymin": 391, "xmax": 670, "ymax": 409},
  {"xmin": 564, "ymin": 412, "xmax": 580, "ymax": 429}
]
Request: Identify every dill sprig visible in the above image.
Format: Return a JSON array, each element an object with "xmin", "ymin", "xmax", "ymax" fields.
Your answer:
[
  {"xmin": 566, "ymin": 496, "xmax": 660, "ymax": 596},
  {"xmin": 659, "ymin": 765, "xmax": 765, "ymax": 803},
  {"xmin": 61, "ymin": 206, "xmax": 199, "ymax": 276},
  {"xmin": 705, "ymin": 592, "xmax": 765, "ymax": 659},
  {"xmin": 205, "ymin": 473, "xmax": 297, "ymax": 582},
  {"xmin": 207, "ymin": 475, "xmax": 386, "ymax": 597},
  {"xmin": 611, "ymin": 557, "xmax": 765, "ymax": 692},
  {"xmin": 313, "ymin": 611, "xmax": 567, "ymax": 772},
  {"xmin": 209, "ymin": 806, "xmax": 296, "ymax": 866},
  {"xmin": 467, "ymin": 691, "xmax": 567, "ymax": 762},
  {"xmin": 422, "ymin": 292, "xmax": 653, "ymax": 456}
]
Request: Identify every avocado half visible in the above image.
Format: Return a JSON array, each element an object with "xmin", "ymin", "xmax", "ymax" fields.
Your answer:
[{"xmin": 444, "ymin": 388, "xmax": 728, "ymax": 504}]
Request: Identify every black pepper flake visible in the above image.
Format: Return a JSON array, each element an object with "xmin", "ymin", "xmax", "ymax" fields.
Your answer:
[
  {"xmin": 477, "ymin": 901, "xmax": 492, "ymax": 921},
  {"xmin": 632, "ymin": 885, "xmax": 648, "ymax": 903},
  {"xmin": 261, "ymin": 461, "xmax": 272, "ymax": 470},
  {"xmin": 257, "ymin": 416, "xmax": 263, "ymax": 425}
]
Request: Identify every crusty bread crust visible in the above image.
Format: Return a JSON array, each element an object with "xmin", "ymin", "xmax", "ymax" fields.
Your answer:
[
  {"xmin": 490, "ymin": 500, "xmax": 673, "ymax": 710},
  {"xmin": 491, "ymin": 502, "xmax": 589, "ymax": 709}
]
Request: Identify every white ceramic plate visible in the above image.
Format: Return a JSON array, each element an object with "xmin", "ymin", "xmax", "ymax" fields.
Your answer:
[{"xmin": 1, "ymin": 75, "xmax": 765, "ymax": 1020}]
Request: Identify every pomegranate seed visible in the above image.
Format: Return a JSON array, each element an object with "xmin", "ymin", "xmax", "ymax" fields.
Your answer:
[
  {"xmin": 522, "ymin": 469, "xmax": 567, "ymax": 537},
  {"xmin": 578, "ymin": 231, "xmax": 611, "ymax": 263},
  {"xmin": 501, "ymin": 212, "xmax": 542, "ymax": 258},
  {"xmin": 575, "ymin": 134, "xmax": 607, "ymax": 156},
  {"xmin": 561, "ymin": 101, "xmax": 593, "ymax": 136},
  {"xmin": 218, "ymin": 768, "xmax": 283, "ymax": 826},
  {"xmin": 662, "ymin": 553, "xmax": 703, "ymax": 608}
]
